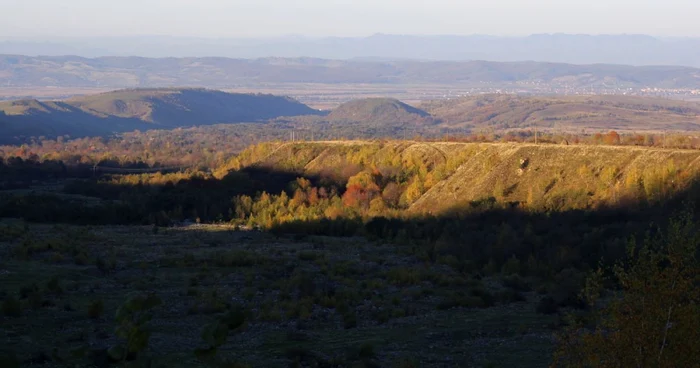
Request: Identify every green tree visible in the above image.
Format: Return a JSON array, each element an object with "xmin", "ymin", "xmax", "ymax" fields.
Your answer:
[
  {"xmin": 108, "ymin": 293, "xmax": 162, "ymax": 362},
  {"xmin": 553, "ymin": 210, "xmax": 700, "ymax": 367}
]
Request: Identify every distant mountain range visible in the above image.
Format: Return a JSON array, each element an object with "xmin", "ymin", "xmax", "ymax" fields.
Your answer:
[
  {"xmin": 0, "ymin": 88, "xmax": 320, "ymax": 143},
  {"xmin": 2, "ymin": 55, "xmax": 700, "ymax": 91},
  {"xmin": 3, "ymin": 34, "xmax": 700, "ymax": 67}
]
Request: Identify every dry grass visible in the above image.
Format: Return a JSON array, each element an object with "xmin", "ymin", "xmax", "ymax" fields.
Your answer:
[{"xmin": 253, "ymin": 140, "xmax": 700, "ymax": 214}]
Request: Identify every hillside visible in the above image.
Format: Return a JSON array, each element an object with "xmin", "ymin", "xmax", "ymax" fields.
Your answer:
[
  {"xmin": 3, "ymin": 55, "xmax": 700, "ymax": 91},
  {"xmin": 243, "ymin": 141, "xmax": 700, "ymax": 216},
  {"xmin": 327, "ymin": 98, "xmax": 434, "ymax": 125},
  {"xmin": 423, "ymin": 94, "xmax": 700, "ymax": 132},
  {"xmin": 0, "ymin": 88, "xmax": 319, "ymax": 143},
  {"xmin": 4, "ymin": 90, "xmax": 700, "ymax": 147}
]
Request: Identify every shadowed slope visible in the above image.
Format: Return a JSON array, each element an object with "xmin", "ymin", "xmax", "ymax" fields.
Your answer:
[{"xmin": 0, "ymin": 88, "xmax": 320, "ymax": 143}]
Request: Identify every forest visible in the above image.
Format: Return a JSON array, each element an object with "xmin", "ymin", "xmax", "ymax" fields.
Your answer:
[{"xmin": 0, "ymin": 137, "xmax": 699, "ymax": 367}]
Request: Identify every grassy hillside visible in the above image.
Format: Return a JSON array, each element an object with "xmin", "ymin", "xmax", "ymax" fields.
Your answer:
[
  {"xmin": 422, "ymin": 94, "xmax": 700, "ymax": 132},
  {"xmin": 0, "ymin": 88, "xmax": 319, "ymax": 143},
  {"xmin": 245, "ymin": 141, "xmax": 700, "ymax": 216}
]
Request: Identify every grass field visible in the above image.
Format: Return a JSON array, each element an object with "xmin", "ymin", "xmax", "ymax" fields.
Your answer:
[{"xmin": 0, "ymin": 221, "xmax": 558, "ymax": 367}]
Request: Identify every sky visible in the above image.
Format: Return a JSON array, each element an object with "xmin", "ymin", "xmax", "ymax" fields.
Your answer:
[{"xmin": 2, "ymin": 0, "xmax": 700, "ymax": 39}]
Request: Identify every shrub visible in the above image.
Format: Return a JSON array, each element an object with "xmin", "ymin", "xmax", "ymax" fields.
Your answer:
[
  {"xmin": 88, "ymin": 299, "xmax": 105, "ymax": 319},
  {"xmin": 386, "ymin": 267, "xmax": 421, "ymax": 286},
  {"xmin": 46, "ymin": 276, "xmax": 63, "ymax": 295},
  {"xmin": 19, "ymin": 283, "xmax": 38, "ymax": 299},
  {"xmin": 357, "ymin": 342, "xmax": 376, "ymax": 360},
  {"xmin": 536, "ymin": 296, "xmax": 559, "ymax": 315},
  {"xmin": 501, "ymin": 275, "xmax": 531, "ymax": 292},
  {"xmin": 437, "ymin": 295, "xmax": 485, "ymax": 310},
  {"xmin": 291, "ymin": 272, "xmax": 316, "ymax": 298},
  {"xmin": 108, "ymin": 293, "xmax": 162, "ymax": 362},
  {"xmin": 74, "ymin": 252, "xmax": 90, "ymax": 266},
  {"xmin": 27, "ymin": 292, "xmax": 44, "ymax": 310},
  {"xmin": 195, "ymin": 305, "xmax": 247, "ymax": 362},
  {"xmin": 1, "ymin": 296, "xmax": 22, "ymax": 317},
  {"xmin": 96, "ymin": 256, "xmax": 116, "ymax": 274},
  {"xmin": 497, "ymin": 289, "xmax": 526, "ymax": 304},
  {"xmin": 343, "ymin": 312, "xmax": 357, "ymax": 329},
  {"xmin": 501, "ymin": 255, "xmax": 521, "ymax": 275},
  {"xmin": 0, "ymin": 352, "xmax": 20, "ymax": 368},
  {"xmin": 392, "ymin": 358, "xmax": 419, "ymax": 368},
  {"xmin": 298, "ymin": 251, "xmax": 321, "ymax": 262}
]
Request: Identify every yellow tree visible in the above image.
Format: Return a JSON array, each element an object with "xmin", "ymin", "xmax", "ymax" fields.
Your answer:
[{"xmin": 553, "ymin": 210, "xmax": 700, "ymax": 367}]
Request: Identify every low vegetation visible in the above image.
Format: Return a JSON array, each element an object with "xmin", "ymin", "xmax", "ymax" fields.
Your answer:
[{"xmin": 1, "ymin": 138, "xmax": 699, "ymax": 367}]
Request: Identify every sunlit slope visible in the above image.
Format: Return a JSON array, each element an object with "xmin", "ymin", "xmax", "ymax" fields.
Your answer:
[{"xmin": 243, "ymin": 141, "xmax": 700, "ymax": 215}]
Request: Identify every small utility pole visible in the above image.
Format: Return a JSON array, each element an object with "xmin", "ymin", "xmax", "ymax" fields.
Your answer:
[
  {"xmin": 663, "ymin": 130, "xmax": 667, "ymax": 148},
  {"xmin": 535, "ymin": 126, "xmax": 538, "ymax": 145}
]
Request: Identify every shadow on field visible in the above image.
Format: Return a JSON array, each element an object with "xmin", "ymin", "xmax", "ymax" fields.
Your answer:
[{"xmin": 2, "ymin": 159, "xmax": 700, "ymax": 278}]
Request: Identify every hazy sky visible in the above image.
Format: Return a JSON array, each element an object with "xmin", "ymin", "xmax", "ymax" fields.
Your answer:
[{"xmin": 2, "ymin": 0, "xmax": 700, "ymax": 39}]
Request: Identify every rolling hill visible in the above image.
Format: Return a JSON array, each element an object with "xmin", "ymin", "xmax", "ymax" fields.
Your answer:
[
  {"xmin": 0, "ymin": 88, "xmax": 319, "ymax": 143},
  {"xmin": 245, "ymin": 141, "xmax": 700, "ymax": 216},
  {"xmin": 2, "ymin": 55, "xmax": 700, "ymax": 90},
  {"xmin": 327, "ymin": 98, "xmax": 434, "ymax": 125},
  {"xmin": 423, "ymin": 94, "xmax": 700, "ymax": 132},
  {"xmin": 3, "ymin": 90, "xmax": 700, "ymax": 145}
]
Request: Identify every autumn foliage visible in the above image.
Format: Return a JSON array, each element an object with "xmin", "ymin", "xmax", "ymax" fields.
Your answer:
[{"xmin": 553, "ymin": 210, "xmax": 700, "ymax": 367}]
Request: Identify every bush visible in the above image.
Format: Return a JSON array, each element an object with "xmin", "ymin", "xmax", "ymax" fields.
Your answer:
[
  {"xmin": 437, "ymin": 295, "xmax": 485, "ymax": 310},
  {"xmin": 357, "ymin": 342, "xmax": 376, "ymax": 360},
  {"xmin": 74, "ymin": 252, "xmax": 90, "ymax": 265},
  {"xmin": 1, "ymin": 296, "xmax": 22, "ymax": 317},
  {"xmin": 298, "ymin": 251, "xmax": 321, "ymax": 262},
  {"xmin": 536, "ymin": 296, "xmax": 559, "ymax": 315},
  {"xmin": 386, "ymin": 267, "xmax": 421, "ymax": 286},
  {"xmin": 88, "ymin": 299, "xmax": 105, "ymax": 319},
  {"xmin": 501, "ymin": 275, "xmax": 531, "ymax": 292},
  {"xmin": 0, "ymin": 352, "xmax": 20, "ymax": 368},
  {"xmin": 497, "ymin": 289, "xmax": 526, "ymax": 304},
  {"xmin": 108, "ymin": 293, "xmax": 162, "ymax": 362},
  {"xmin": 28, "ymin": 292, "xmax": 44, "ymax": 310},
  {"xmin": 343, "ymin": 312, "xmax": 357, "ymax": 329},
  {"xmin": 19, "ymin": 283, "xmax": 38, "ymax": 299},
  {"xmin": 392, "ymin": 358, "xmax": 419, "ymax": 368},
  {"xmin": 46, "ymin": 276, "xmax": 63, "ymax": 295}
]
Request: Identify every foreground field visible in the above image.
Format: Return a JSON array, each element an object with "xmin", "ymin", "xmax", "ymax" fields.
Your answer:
[{"xmin": 0, "ymin": 222, "xmax": 557, "ymax": 368}]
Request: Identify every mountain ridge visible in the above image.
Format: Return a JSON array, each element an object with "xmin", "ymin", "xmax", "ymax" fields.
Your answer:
[
  {"xmin": 2, "ymin": 55, "xmax": 700, "ymax": 91},
  {"xmin": 4, "ymin": 34, "xmax": 700, "ymax": 67}
]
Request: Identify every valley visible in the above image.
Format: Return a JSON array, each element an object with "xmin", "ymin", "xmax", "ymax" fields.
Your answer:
[
  {"xmin": 1, "ymin": 137, "xmax": 699, "ymax": 367},
  {"xmin": 1, "ymin": 59, "xmax": 699, "ymax": 368},
  {"xmin": 3, "ymin": 3, "xmax": 700, "ymax": 367}
]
